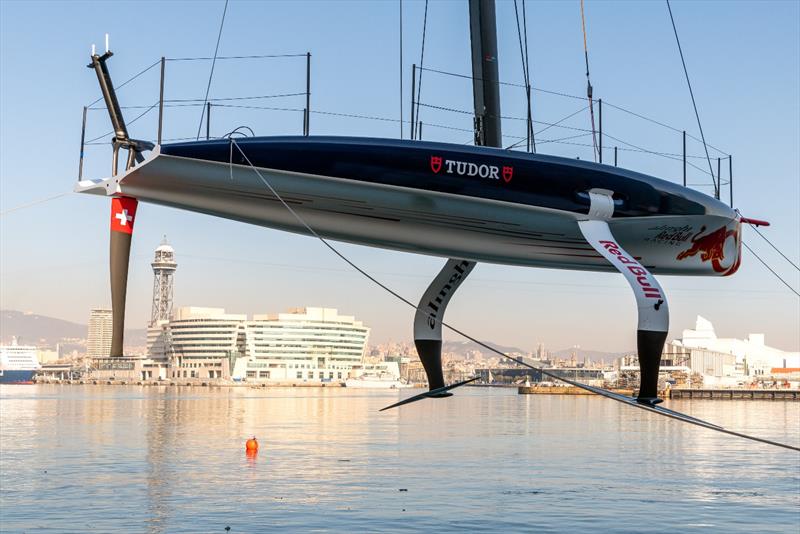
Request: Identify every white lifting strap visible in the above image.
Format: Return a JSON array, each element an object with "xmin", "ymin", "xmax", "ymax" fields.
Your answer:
[{"xmin": 577, "ymin": 190, "xmax": 669, "ymax": 333}]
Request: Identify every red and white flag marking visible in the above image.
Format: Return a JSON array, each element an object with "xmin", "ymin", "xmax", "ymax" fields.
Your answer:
[{"xmin": 110, "ymin": 197, "xmax": 138, "ymax": 234}]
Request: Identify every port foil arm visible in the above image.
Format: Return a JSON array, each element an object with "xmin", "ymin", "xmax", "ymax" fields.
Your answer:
[{"xmin": 413, "ymin": 259, "xmax": 476, "ymax": 393}]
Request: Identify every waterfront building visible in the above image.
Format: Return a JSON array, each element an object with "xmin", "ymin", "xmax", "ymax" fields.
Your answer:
[
  {"xmin": 677, "ymin": 316, "xmax": 800, "ymax": 377},
  {"xmin": 87, "ymin": 308, "xmax": 112, "ymax": 358},
  {"xmin": 166, "ymin": 307, "xmax": 247, "ymax": 380},
  {"xmin": 147, "ymin": 306, "xmax": 369, "ymax": 382},
  {"xmin": 245, "ymin": 307, "xmax": 369, "ymax": 382},
  {"xmin": 620, "ymin": 316, "xmax": 800, "ymax": 387}
]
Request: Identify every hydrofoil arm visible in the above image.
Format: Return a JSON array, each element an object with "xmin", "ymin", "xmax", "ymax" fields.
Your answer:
[{"xmin": 578, "ymin": 191, "xmax": 669, "ymax": 404}]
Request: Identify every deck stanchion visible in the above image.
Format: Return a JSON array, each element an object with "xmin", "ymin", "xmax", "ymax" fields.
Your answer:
[
  {"xmin": 717, "ymin": 157, "xmax": 721, "ymax": 200},
  {"xmin": 614, "ymin": 146, "xmax": 618, "ymax": 167},
  {"xmin": 410, "ymin": 64, "xmax": 416, "ymax": 140},
  {"xmin": 729, "ymin": 155, "xmax": 733, "ymax": 207},
  {"xmin": 598, "ymin": 98, "xmax": 602, "ymax": 164},
  {"xmin": 206, "ymin": 102, "xmax": 211, "ymax": 140},
  {"xmin": 305, "ymin": 52, "xmax": 311, "ymax": 136},
  {"xmin": 79, "ymin": 106, "xmax": 87, "ymax": 180},
  {"xmin": 157, "ymin": 57, "xmax": 165, "ymax": 146},
  {"xmin": 682, "ymin": 130, "xmax": 686, "ymax": 187}
]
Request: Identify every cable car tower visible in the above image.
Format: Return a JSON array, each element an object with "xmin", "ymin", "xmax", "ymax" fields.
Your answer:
[{"xmin": 150, "ymin": 237, "xmax": 177, "ymax": 326}]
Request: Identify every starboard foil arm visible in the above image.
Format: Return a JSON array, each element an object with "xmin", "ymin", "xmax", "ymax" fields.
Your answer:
[{"xmin": 578, "ymin": 189, "xmax": 669, "ymax": 405}]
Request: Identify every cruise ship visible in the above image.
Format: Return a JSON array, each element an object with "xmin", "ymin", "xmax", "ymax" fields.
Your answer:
[{"xmin": 0, "ymin": 339, "xmax": 40, "ymax": 384}]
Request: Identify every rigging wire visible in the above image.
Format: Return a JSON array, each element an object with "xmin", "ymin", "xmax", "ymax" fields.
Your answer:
[
  {"xmin": 85, "ymin": 101, "xmax": 160, "ymax": 144},
  {"xmin": 0, "ymin": 192, "xmax": 72, "ymax": 217},
  {"xmin": 522, "ymin": 0, "xmax": 536, "ymax": 152},
  {"xmin": 745, "ymin": 222, "xmax": 800, "ymax": 272},
  {"xmin": 513, "ymin": 0, "xmax": 535, "ymax": 152},
  {"xmin": 228, "ymin": 138, "xmax": 798, "ymax": 451},
  {"xmin": 413, "ymin": 0, "xmax": 429, "ymax": 140},
  {"xmin": 666, "ymin": 0, "xmax": 719, "ymax": 197},
  {"xmin": 86, "ymin": 59, "xmax": 161, "ymax": 108},
  {"xmin": 743, "ymin": 242, "xmax": 800, "ymax": 298},
  {"xmin": 167, "ymin": 53, "xmax": 306, "ymax": 61},
  {"xmin": 505, "ymin": 105, "xmax": 588, "ymax": 149},
  {"xmin": 196, "ymin": 0, "xmax": 230, "ymax": 140},
  {"xmin": 89, "ymin": 93, "xmax": 306, "ymax": 110},
  {"xmin": 579, "ymin": 0, "xmax": 599, "ymax": 162}
]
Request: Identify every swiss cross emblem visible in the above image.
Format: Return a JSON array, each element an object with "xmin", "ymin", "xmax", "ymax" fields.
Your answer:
[
  {"xmin": 502, "ymin": 166, "xmax": 514, "ymax": 183},
  {"xmin": 110, "ymin": 197, "xmax": 138, "ymax": 235},
  {"xmin": 430, "ymin": 156, "xmax": 442, "ymax": 173}
]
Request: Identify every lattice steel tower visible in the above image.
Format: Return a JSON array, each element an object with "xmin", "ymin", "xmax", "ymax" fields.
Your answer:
[{"xmin": 150, "ymin": 236, "xmax": 177, "ymax": 326}]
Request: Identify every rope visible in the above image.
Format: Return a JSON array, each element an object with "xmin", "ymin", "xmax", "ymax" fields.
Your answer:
[
  {"xmin": 666, "ymin": 0, "xmax": 719, "ymax": 197},
  {"xmin": 745, "ymin": 222, "xmax": 800, "ymax": 272},
  {"xmin": 413, "ymin": 0, "xmax": 429, "ymax": 140},
  {"xmin": 0, "ymin": 192, "xmax": 72, "ymax": 217},
  {"xmin": 196, "ymin": 0, "xmax": 229, "ymax": 140},
  {"xmin": 743, "ymin": 242, "xmax": 800, "ymax": 298},
  {"xmin": 228, "ymin": 138, "xmax": 798, "ymax": 451},
  {"xmin": 579, "ymin": 0, "xmax": 599, "ymax": 162}
]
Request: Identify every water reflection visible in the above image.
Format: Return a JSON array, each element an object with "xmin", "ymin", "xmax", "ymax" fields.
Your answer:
[{"xmin": 0, "ymin": 385, "xmax": 797, "ymax": 532}]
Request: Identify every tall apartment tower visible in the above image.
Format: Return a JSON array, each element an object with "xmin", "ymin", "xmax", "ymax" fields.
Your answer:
[
  {"xmin": 87, "ymin": 308, "xmax": 113, "ymax": 358},
  {"xmin": 150, "ymin": 237, "xmax": 177, "ymax": 326}
]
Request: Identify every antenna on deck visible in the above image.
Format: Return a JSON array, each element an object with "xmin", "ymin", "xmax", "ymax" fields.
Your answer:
[{"xmin": 105, "ymin": 33, "xmax": 110, "ymax": 54}]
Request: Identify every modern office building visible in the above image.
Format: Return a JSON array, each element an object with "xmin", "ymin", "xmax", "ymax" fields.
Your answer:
[
  {"xmin": 87, "ymin": 308, "xmax": 113, "ymax": 358},
  {"xmin": 163, "ymin": 307, "xmax": 247, "ymax": 379},
  {"xmin": 148, "ymin": 306, "xmax": 369, "ymax": 382},
  {"xmin": 246, "ymin": 307, "xmax": 370, "ymax": 382}
]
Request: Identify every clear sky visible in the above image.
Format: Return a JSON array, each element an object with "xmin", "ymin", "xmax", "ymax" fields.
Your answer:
[{"xmin": 1, "ymin": 0, "xmax": 798, "ymax": 352}]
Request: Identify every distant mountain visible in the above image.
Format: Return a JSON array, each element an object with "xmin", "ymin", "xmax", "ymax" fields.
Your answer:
[
  {"xmin": 0, "ymin": 310, "xmax": 146, "ymax": 347},
  {"xmin": 440, "ymin": 338, "xmax": 629, "ymax": 363},
  {"xmin": 551, "ymin": 347, "xmax": 631, "ymax": 363},
  {"xmin": 442, "ymin": 339, "xmax": 528, "ymax": 357}
]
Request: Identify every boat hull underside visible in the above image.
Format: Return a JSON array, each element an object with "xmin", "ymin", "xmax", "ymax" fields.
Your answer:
[{"xmin": 79, "ymin": 154, "xmax": 740, "ymax": 275}]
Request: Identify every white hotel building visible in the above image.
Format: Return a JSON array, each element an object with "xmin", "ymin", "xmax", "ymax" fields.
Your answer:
[{"xmin": 149, "ymin": 306, "xmax": 369, "ymax": 382}]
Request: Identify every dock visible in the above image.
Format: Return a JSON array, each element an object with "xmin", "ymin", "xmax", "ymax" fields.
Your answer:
[
  {"xmin": 518, "ymin": 386, "xmax": 634, "ymax": 396},
  {"xmin": 668, "ymin": 388, "xmax": 799, "ymax": 400},
  {"xmin": 517, "ymin": 385, "xmax": 799, "ymax": 400}
]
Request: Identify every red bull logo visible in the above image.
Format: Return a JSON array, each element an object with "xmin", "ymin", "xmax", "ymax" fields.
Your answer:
[{"xmin": 676, "ymin": 223, "xmax": 741, "ymax": 276}]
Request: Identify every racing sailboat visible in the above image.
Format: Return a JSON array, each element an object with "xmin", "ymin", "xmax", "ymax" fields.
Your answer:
[{"xmin": 75, "ymin": 1, "xmax": 795, "ymax": 450}]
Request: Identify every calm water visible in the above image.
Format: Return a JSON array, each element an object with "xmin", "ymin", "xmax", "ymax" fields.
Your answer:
[{"xmin": 1, "ymin": 385, "xmax": 798, "ymax": 533}]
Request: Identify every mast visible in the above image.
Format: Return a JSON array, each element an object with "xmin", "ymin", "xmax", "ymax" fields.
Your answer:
[{"xmin": 469, "ymin": 0, "xmax": 502, "ymax": 148}]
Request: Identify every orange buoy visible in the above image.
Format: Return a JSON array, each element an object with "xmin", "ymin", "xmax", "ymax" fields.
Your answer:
[{"xmin": 245, "ymin": 436, "xmax": 259, "ymax": 452}]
